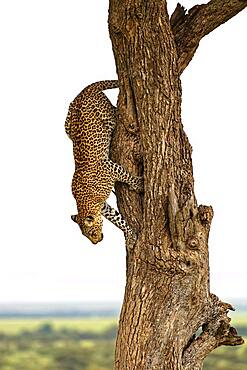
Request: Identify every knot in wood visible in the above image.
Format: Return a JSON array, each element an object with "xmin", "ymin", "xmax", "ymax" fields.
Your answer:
[
  {"xmin": 187, "ymin": 236, "xmax": 199, "ymax": 250},
  {"xmin": 128, "ymin": 120, "xmax": 138, "ymax": 134}
]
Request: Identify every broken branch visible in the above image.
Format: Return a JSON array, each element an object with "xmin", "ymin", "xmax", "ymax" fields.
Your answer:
[{"xmin": 170, "ymin": 0, "xmax": 247, "ymax": 74}]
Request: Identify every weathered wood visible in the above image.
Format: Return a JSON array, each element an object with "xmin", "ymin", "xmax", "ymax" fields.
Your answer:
[
  {"xmin": 108, "ymin": 1, "xmax": 245, "ymax": 369},
  {"xmin": 170, "ymin": 0, "xmax": 247, "ymax": 74}
]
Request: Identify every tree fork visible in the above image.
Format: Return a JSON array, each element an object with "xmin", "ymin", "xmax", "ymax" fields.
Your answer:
[{"xmin": 108, "ymin": 1, "xmax": 245, "ymax": 369}]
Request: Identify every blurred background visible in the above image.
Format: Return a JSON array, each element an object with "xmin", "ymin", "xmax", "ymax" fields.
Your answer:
[{"xmin": 0, "ymin": 1, "xmax": 246, "ymax": 369}]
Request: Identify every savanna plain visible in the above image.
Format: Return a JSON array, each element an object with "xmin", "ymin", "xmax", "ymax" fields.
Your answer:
[{"xmin": 0, "ymin": 313, "xmax": 246, "ymax": 370}]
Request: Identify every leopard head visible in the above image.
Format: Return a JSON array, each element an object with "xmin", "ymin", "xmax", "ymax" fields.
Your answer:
[{"xmin": 71, "ymin": 212, "xmax": 103, "ymax": 244}]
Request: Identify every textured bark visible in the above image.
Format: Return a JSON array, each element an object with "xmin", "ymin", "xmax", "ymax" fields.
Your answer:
[
  {"xmin": 170, "ymin": 0, "xmax": 247, "ymax": 74},
  {"xmin": 108, "ymin": 1, "xmax": 245, "ymax": 369}
]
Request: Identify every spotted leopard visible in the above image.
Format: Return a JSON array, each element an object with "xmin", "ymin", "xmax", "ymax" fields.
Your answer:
[{"xmin": 65, "ymin": 80, "xmax": 143, "ymax": 244}]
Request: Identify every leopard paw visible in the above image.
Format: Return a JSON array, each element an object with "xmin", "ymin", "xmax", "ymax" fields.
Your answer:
[{"xmin": 125, "ymin": 229, "xmax": 137, "ymax": 249}]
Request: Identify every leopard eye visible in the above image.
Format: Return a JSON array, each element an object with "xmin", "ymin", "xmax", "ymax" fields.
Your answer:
[{"xmin": 84, "ymin": 215, "xmax": 95, "ymax": 227}]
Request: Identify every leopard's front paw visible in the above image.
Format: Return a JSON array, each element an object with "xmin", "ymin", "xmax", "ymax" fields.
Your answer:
[
  {"xmin": 130, "ymin": 176, "xmax": 144, "ymax": 193},
  {"xmin": 125, "ymin": 229, "xmax": 137, "ymax": 249},
  {"xmin": 137, "ymin": 176, "xmax": 144, "ymax": 193}
]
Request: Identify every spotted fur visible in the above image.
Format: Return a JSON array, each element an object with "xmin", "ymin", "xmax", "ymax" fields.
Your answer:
[
  {"xmin": 101, "ymin": 202, "xmax": 137, "ymax": 248},
  {"xmin": 65, "ymin": 80, "xmax": 143, "ymax": 244}
]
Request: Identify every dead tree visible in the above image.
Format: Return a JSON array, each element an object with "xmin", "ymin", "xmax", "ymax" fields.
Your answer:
[{"xmin": 108, "ymin": 1, "xmax": 246, "ymax": 369}]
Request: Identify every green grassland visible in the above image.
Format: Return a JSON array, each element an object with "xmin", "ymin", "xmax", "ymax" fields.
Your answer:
[
  {"xmin": 0, "ymin": 314, "xmax": 246, "ymax": 370},
  {"xmin": 0, "ymin": 317, "xmax": 117, "ymax": 335}
]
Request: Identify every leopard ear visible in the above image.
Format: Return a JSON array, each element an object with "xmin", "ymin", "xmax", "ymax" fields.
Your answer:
[
  {"xmin": 71, "ymin": 215, "xmax": 77, "ymax": 223},
  {"xmin": 84, "ymin": 215, "xmax": 95, "ymax": 227}
]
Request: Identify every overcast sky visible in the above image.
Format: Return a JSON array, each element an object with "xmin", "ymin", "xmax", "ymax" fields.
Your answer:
[{"xmin": 0, "ymin": 1, "xmax": 246, "ymax": 303}]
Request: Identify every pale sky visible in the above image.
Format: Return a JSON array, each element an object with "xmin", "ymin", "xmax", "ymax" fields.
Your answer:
[{"xmin": 0, "ymin": 1, "xmax": 246, "ymax": 303}]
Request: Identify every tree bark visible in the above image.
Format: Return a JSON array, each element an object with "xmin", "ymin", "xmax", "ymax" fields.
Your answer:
[
  {"xmin": 170, "ymin": 0, "xmax": 247, "ymax": 74},
  {"xmin": 108, "ymin": 1, "xmax": 246, "ymax": 369}
]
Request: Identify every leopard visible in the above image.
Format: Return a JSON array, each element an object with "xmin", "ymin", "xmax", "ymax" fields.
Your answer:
[{"xmin": 65, "ymin": 80, "xmax": 143, "ymax": 245}]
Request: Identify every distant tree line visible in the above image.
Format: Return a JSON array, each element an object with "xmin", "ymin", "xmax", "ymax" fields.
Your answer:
[{"xmin": 0, "ymin": 321, "xmax": 246, "ymax": 370}]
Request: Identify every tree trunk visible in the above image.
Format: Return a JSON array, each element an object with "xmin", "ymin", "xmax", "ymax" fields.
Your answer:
[{"xmin": 108, "ymin": 1, "xmax": 245, "ymax": 369}]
